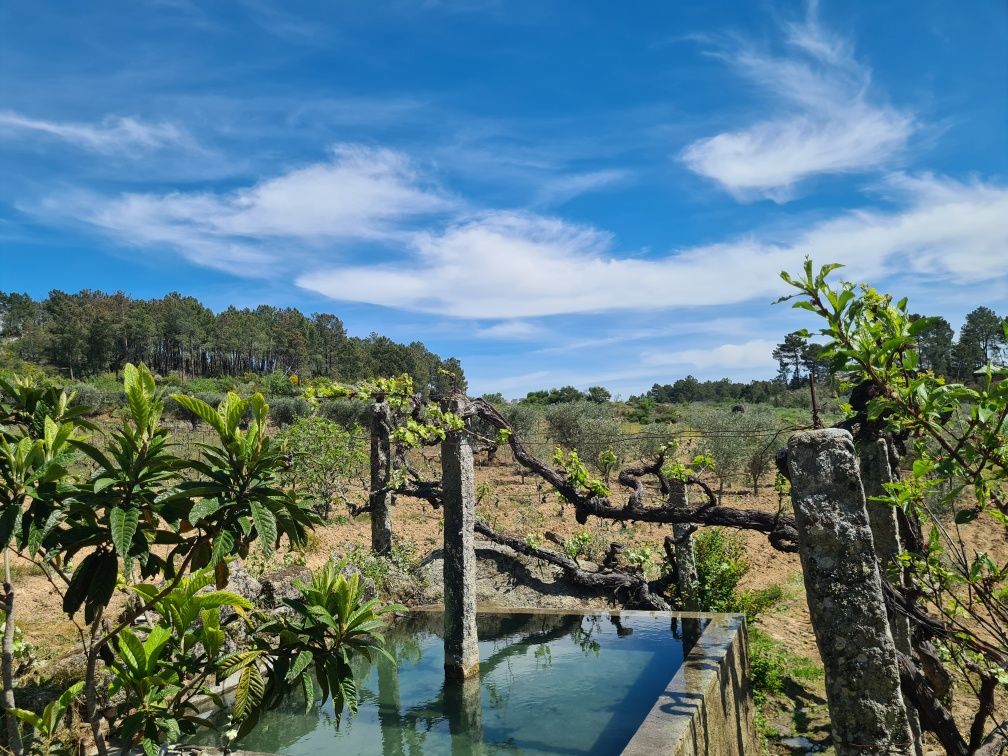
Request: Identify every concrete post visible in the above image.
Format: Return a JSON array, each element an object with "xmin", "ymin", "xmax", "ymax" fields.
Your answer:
[
  {"xmin": 859, "ymin": 438, "xmax": 923, "ymax": 756},
  {"xmin": 669, "ymin": 480, "xmax": 699, "ymax": 611},
  {"xmin": 369, "ymin": 400, "xmax": 394, "ymax": 555},
  {"xmin": 442, "ymin": 412, "xmax": 480, "ymax": 680},
  {"xmin": 786, "ymin": 428, "xmax": 914, "ymax": 756}
]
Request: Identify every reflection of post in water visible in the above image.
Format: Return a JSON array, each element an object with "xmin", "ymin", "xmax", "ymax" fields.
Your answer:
[
  {"xmin": 445, "ymin": 674, "xmax": 483, "ymax": 756},
  {"xmin": 376, "ymin": 651, "xmax": 405, "ymax": 756},
  {"xmin": 609, "ymin": 613, "xmax": 634, "ymax": 637},
  {"xmin": 671, "ymin": 616, "xmax": 703, "ymax": 652}
]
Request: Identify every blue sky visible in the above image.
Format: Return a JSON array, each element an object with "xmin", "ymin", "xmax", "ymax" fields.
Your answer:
[{"xmin": 1, "ymin": 0, "xmax": 1006, "ymax": 397}]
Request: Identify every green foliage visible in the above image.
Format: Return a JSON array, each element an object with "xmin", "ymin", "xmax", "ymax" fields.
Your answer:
[
  {"xmin": 223, "ymin": 564, "xmax": 403, "ymax": 738},
  {"xmin": 0, "ymin": 363, "xmax": 348, "ymax": 751},
  {"xmin": 553, "ymin": 448, "xmax": 610, "ymax": 498},
  {"xmin": 691, "ymin": 528, "xmax": 783, "ymax": 623},
  {"xmin": 268, "ymin": 396, "xmax": 311, "ymax": 426},
  {"xmin": 278, "ymin": 416, "xmax": 368, "ymax": 519},
  {"xmin": 693, "ymin": 528, "xmax": 748, "ymax": 612},
  {"xmin": 168, "ymin": 389, "xmax": 321, "ymax": 562},
  {"xmin": 318, "ymin": 398, "xmax": 370, "ymax": 430},
  {"xmin": 103, "ymin": 568, "xmax": 253, "ymax": 750},
  {"xmin": 10, "ymin": 681, "xmax": 84, "ymax": 755},
  {"xmin": 624, "ymin": 544, "xmax": 655, "ymax": 574},
  {"xmin": 307, "ymin": 373, "xmax": 463, "ymax": 449},
  {"xmin": 544, "ymin": 401, "xmax": 627, "ymax": 471},
  {"xmin": 781, "ymin": 260, "xmax": 1008, "ymax": 693},
  {"xmin": 336, "ymin": 541, "xmax": 420, "ymax": 598},
  {"xmin": 681, "ymin": 405, "xmax": 784, "ymax": 497},
  {"xmin": 596, "ymin": 448, "xmax": 618, "ymax": 483},
  {"xmin": 523, "ymin": 385, "xmax": 589, "ymax": 404},
  {"xmin": 748, "ymin": 627, "xmax": 822, "ymax": 706},
  {"xmin": 562, "ymin": 530, "xmax": 595, "ymax": 559}
]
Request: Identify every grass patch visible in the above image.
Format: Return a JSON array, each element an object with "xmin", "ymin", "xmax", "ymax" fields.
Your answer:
[{"xmin": 749, "ymin": 627, "xmax": 823, "ymax": 704}]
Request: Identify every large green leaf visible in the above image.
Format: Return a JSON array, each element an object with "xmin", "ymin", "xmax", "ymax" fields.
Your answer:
[
  {"xmin": 63, "ymin": 550, "xmax": 101, "ymax": 616},
  {"xmin": 169, "ymin": 394, "xmax": 226, "ymax": 436},
  {"xmin": 210, "ymin": 529, "xmax": 234, "ymax": 566},
  {"xmin": 188, "ymin": 497, "xmax": 221, "ymax": 525},
  {"xmin": 84, "ymin": 550, "xmax": 119, "ymax": 624},
  {"xmin": 0, "ymin": 505, "xmax": 20, "ymax": 551},
  {"xmin": 249, "ymin": 500, "xmax": 277, "ymax": 555},
  {"xmin": 109, "ymin": 506, "xmax": 139, "ymax": 557},
  {"xmin": 286, "ymin": 649, "xmax": 313, "ymax": 683},
  {"xmin": 118, "ymin": 627, "xmax": 147, "ymax": 674}
]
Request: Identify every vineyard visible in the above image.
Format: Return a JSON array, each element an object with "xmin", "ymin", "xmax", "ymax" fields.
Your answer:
[{"xmin": 1, "ymin": 263, "xmax": 1006, "ymax": 755}]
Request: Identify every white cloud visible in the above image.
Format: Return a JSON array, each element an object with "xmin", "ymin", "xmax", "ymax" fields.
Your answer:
[
  {"xmin": 475, "ymin": 320, "xmax": 544, "ymax": 339},
  {"xmin": 0, "ymin": 111, "xmax": 188, "ymax": 154},
  {"xmin": 297, "ymin": 174, "xmax": 1008, "ymax": 317},
  {"xmin": 533, "ymin": 169, "xmax": 629, "ymax": 206},
  {"xmin": 41, "ymin": 144, "xmax": 455, "ymax": 270},
  {"xmin": 681, "ymin": 4, "xmax": 914, "ymax": 200},
  {"xmin": 641, "ymin": 338, "xmax": 778, "ymax": 372}
]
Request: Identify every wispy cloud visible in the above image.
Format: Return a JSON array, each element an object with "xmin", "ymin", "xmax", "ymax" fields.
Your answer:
[
  {"xmin": 31, "ymin": 135, "xmax": 1007, "ymax": 319},
  {"xmin": 532, "ymin": 169, "xmax": 630, "ymax": 206},
  {"xmin": 681, "ymin": 2, "xmax": 914, "ymax": 200},
  {"xmin": 641, "ymin": 338, "xmax": 778, "ymax": 372},
  {"xmin": 37, "ymin": 144, "xmax": 456, "ymax": 270},
  {"xmin": 298, "ymin": 173, "xmax": 1008, "ymax": 316},
  {"xmin": 475, "ymin": 320, "xmax": 544, "ymax": 339},
  {"xmin": 0, "ymin": 111, "xmax": 190, "ymax": 154}
]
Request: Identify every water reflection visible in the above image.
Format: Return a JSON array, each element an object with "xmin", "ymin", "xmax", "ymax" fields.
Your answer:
[{"xmin": 223, "ymin": 612, "xmax": 707, "ymax": 756}]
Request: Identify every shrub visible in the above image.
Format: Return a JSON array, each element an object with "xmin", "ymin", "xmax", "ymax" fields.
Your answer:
[
  {"xmin": 278, "ymin": 415, "xmax": 368, "ymax": 518},
  {"xmin": 748, "ymin": 629, "xmax": 785, "ymax": 704},
  {"xmin": 68, "ymin": 382, "xmax": 123, "ymax": 414},
  {"xmin": 261, "ymin": 370, "xmax": 299, "ymax": 397},
  {"xmin": 269, "ymin": 396, "xmax": 311, "ymax": 426},
  {"xmin": 694, "ymin": 528, "xmax": 748, "ymax": 611},
  {"xmin": 634, "ymin": 421, "xmax": 677, "ymax": 461},
  {"xmin": 692, "ymin": 528, "xmax": 782, "ymax": 622},
  {"xmin": 181, "ymin": 376, "xmax": 234, "ymax": 394},
  {"xmin": 319, "ymin": 398, "xmax": 371, "ymax": 430},
  {"xmin": 82, "ymin": 371, "xmax": 121, "ymax": 393}
]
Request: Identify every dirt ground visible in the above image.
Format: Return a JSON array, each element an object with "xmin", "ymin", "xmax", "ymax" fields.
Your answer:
[{"xmin": 7, "ymin": 446, "xmax": 1007, "ymax": 755}]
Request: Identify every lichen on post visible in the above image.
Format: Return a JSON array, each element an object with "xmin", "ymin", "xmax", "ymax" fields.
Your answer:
[
  {"xmin": 859, "ymin": 437, "xmax": 923, "ymax": 756},
  {"xmin": 786, "ymin": 428, "xmax": 913, "ymax": 756},
  {"xmin": 441, "ymin": 398, "xmax": 479, "ymax": 680},
  {"xmin": 369, "ymin": 399, "xmax": 394, "ymax": 555}
]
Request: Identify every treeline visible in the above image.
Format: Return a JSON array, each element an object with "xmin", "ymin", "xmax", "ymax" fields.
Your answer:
[
  {"xmin": 517, "ymin": 385, "xmax": 612, "ymax": 404},
  {"xmin": 642, "ymin": 377, "xmax": 800, "ymax": 405},
  {"xmin": 0, "ymin": 290, "xmax": 465, "ymax": 392}
]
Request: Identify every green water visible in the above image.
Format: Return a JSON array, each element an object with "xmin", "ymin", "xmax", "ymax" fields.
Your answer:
[{"xmin": 222, "ymin": 612, "xmax": 705, "ymax": 755}]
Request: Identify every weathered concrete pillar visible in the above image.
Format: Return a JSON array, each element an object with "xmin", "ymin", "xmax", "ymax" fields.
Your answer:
[
  {"xmin": 786, "ymin": 428, "xmax": 913, "ymax": 756},
  {"xmin": 859, "ymin": 438, "xmax": 923, "ymax": 756},
  {"xmin": 669, "ymin": 480, "xmax": 699, "ymax": 611},
  {"xmin": 442, "ymin": 416, "xmax": 480, "ymax": 680},
  {"xmin": 369, "ymin": 400, "xmax": 394, "ymax": 555}
]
